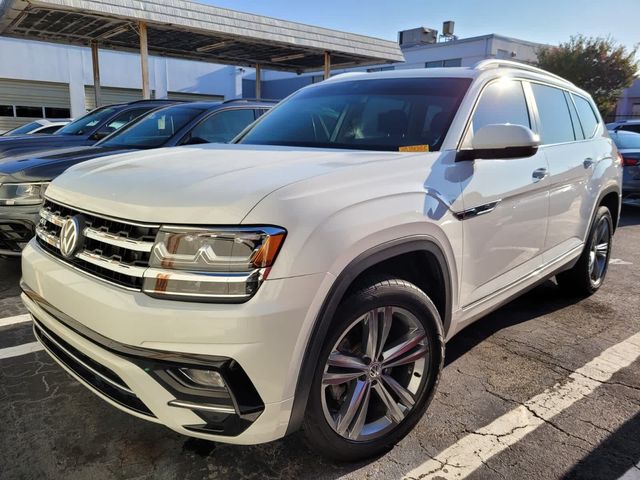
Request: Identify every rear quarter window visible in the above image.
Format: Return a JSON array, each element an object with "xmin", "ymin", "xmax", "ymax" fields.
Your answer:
[{"xmin": 572, "ymin": 94, "xmax": 600, "ymax": 138}]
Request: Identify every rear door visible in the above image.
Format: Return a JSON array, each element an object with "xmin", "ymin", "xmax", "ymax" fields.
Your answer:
[
  {"xmin": 458, "ymin": 78, "xmax": 550, "ymax": 307},
  {"xmin": 528, "ymin": 83, "xmax": 597, "ymax": 262}
]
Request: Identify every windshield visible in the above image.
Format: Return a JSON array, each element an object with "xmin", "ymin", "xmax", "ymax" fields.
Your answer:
[
  {"xmin": 3, "ymin": 121, "xmax": 42, "ymax": 136},
  {"xmin": 613, "ymin": 132, "xmax": 640, "ymax": 150},
  {"xmin": 238, "ymin": 77, "xmax": 471, "ymax": 151},
  {"xmin": 99, "ymin": 105, "xmax": 207, "ymax": 149},
  {"xmin": 56, "ymin": 106, "xmax": 119, "ymax": 136}
]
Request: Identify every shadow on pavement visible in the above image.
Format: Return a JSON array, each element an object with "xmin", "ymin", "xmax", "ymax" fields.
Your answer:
[
  {"xmin": 619, "ymin": 203, "xmax": 640, "ymax": 228},
  {"xmin": 562, "ymin": 411, "xmax": 640, "ymax": 479}
]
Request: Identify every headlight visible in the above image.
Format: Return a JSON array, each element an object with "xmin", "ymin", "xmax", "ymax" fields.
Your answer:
[
  {"xmin": 142, "ymin": 226, "xmax": 286, "ymax": 302},
  {"xmin": 0, "ymin": 182, "xmax": 49, "ymax": 206}
]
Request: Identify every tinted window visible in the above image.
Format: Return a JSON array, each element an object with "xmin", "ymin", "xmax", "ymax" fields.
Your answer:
[
  {"xmin": 44, "ymin": 107, "xmax": 71, "ymax": 118},
  {"xmin": 572, "ymin": 95, "xmax": 599, "ymax": 138},
  {"xmin": 465, "ymin": 79, "xmax": 530, "ymax": 146},
  {"xmin": 620, "ymin": 124, "xmax": 640, "ymax": 134},
  {"xmin": 35, "ymin": 125, "xmax": 63, "ymax": 134},
  {"xmin": 239, "ymin": 78, "xmax": 472, "ymax": 151},
  {"xmin": 15, "ymin": 106, "xmax": 43, "ymax": 118},
  {"xmin": 531, "ymin": 83, "xmax": 575, "ymax": 144},
  {"xmin": 0, "ymin": 105, "xmax": 13, "ymax": 117},
  {"xmin": 611, "ymin": 132, "xmax": 640, "ymax": 150},
  {"xmin": 3, "ymin": 121, "xmax": 41, "ymax": 135},
  {"xmin": 187, "ymin": 109, "xmax": 256, "ymax": 144},
  {"xmin": 57, "ymin": 106, "xmax": 120, "ymax": 135},
  {"xmin": 97, "ymin": 107, "xmax": 152, "ymax": 136},
  {"xmin": 101, "ymin": 105, "xmax": 205, "ymax": 149}
]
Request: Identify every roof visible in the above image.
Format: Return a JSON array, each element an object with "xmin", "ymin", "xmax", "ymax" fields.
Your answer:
[
  {"xmin": 400, "ymin": 33, "xmax": 548, "ymax": 52},
  {"xmin": 0, "ymin": 0, "xmax": 404, "ymax": 72}
]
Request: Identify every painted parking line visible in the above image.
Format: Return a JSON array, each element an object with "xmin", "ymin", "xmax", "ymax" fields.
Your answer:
[
  {"xmin": 0, "ymin": 341, "xmax": 43, "ymax": 360},
  {"xmin": 405, "ymin": 331, "xmax": 640, "ymax": 480},
  {"xmin": 0, "ymin": 314, "xmax": 31, "ymax": 328}
]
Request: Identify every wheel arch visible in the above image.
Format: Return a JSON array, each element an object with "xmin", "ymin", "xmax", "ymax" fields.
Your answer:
[{"xmin": 285, "ymin": 235, "xmax": 452, "ymax": 435}]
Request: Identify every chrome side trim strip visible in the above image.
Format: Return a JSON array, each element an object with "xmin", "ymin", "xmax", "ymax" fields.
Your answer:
[
  {"xmin": 83, "ymin": 227, "xmax": 154, "ymax": 252},
  {"xmin": 168, "ymin": 399, "xmax": 236, "ymax": 414},
  {"xmin": 33, "ymin": 319, "xmax": 134, "ymax": 394},
  {"xmin": 143, "ymin": 268, "xmax": 257, "ymax": 283}
]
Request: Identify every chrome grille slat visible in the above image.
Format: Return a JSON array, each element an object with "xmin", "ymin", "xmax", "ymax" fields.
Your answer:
[{"xmin": 36, "ymin": 200, "xmax": 158, "ymax": 290}]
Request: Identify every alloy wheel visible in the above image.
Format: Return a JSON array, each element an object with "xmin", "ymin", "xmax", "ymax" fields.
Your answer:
[
  {"xmin": 320, "ymin": 306, "xmax": 429, "ymax": 441},
  {"xmin": 588, "ymin": 217, "xmax": 611, "ymax": 286}
]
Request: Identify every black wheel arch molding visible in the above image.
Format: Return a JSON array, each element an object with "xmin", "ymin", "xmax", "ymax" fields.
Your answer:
[{"xmin": 285, "ymin": 235, "xmax": 453, "ymax": 436}]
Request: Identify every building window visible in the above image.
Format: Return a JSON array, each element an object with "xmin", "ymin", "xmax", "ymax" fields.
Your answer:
[
  {"xmin": 425, "ymin": 58, "xmax": 462, "ymax": 68},
  {"xmin": 15, "ymin": 106, "xmax": 44, "ymax": 118},
  {"xmin": 0, "ymin": 105, "xmax": 13, "ymax": 117},
  {"xmin": 496, "ymin": 49, "xmax": 511, "ymax": 59},
  {"xmin": 367, "ymin": 66, "xmax": 395, "ymax": 72},
  {"xmin": 44, "ymin": 107, "xmax": 71, "ymax": 118}
]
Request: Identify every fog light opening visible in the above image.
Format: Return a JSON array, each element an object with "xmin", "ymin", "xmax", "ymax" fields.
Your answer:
[{"xmin": 178, "ymin": 368, "xmax": 226, "ymax": 389}]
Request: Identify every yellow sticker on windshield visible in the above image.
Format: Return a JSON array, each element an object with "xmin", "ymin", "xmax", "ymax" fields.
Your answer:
[{"xmin": 399, "ymin": 145, "xmax": 430, "ymax": 152}]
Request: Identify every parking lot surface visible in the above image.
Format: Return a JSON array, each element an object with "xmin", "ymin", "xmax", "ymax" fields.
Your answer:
[{"xmin": 1, "ymin": 206, "xmax": 639, "ymax": 480}]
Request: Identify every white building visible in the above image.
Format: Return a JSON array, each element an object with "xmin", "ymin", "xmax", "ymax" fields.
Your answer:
[{"xmin": 0, "ymin": 25, "xmax": 545, "ymax": 133}]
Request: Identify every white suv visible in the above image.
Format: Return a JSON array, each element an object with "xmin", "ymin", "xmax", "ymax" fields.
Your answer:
[{"xmin": 22, "ymin": 60, "xmax": 621, "ymax": 461}]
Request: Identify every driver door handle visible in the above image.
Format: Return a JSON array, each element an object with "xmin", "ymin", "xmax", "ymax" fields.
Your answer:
[{"xmin": 532, "ymin": 168, "xmax": 548, "ymax": 183}]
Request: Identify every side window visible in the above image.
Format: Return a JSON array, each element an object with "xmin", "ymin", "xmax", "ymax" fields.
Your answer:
[
  {"xmin": 35, "ymin": 125, "xmax": 63, "ymax": 134},
  {"xmin": 564, "ymin": 91, "xmax": 585, "ymax": 141},
  {"xmin": 97, "ymin": 108, "xmax": 151, "ymax": 135},
  {"xmin": 464, "ymin": 79, "xmax": 530, "ymax": 147},
  {"xmin": 572, "ymin": 94, "xmax": 600, "ymax": 139},
  {"xmin": 188, "ymin": 109, "xmax": 256, "ymax": 144},
  {"xmin": 531, "ymin": 84, "xmax": 575, "ymax": 144}
]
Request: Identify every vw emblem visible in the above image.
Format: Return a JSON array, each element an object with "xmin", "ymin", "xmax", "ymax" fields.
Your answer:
[{"xmin": 59, "ymin": 215, "xmax": 84, "ymax": 259}]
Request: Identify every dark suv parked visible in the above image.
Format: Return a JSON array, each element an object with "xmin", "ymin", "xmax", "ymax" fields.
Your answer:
[
  {"xmin": 0, "ymin": 99, "xmax": 180, "ymax": 159},
  {"xmin": 0, "ymin": 99, "xmax": 272, "ymax": 256}
]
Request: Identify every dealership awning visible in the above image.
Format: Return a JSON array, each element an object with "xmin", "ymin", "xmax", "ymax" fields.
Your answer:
[{"xmin": 0, "ymin": 0, "xmax": 403, "ymax": 101}]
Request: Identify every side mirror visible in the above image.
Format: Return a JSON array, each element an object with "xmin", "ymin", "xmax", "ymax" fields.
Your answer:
[{"xmin": 456, "ymin": 124, "xmax": 540, "ymax": 161}]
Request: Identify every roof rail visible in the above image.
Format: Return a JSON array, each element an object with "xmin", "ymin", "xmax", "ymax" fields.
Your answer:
[
  {"xmin": 128, "ymin": 99, "xmax": 187, "ymax": 104},
  {"xmin": 222, "ymin": 98, "xmax": 280, "ymax": 104},
  {"xmin": 474, "ymin": 59, "xmax": 574, "ymax": 86}
]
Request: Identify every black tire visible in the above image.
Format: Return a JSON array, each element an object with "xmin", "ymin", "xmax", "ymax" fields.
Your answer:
[
  {"xmin": 556, "ymin": 206, "xmax": 613, "ymax": 296},
  {"xmin": 302, "ymin": 276, "xmax": 444, "ymax": 462}
]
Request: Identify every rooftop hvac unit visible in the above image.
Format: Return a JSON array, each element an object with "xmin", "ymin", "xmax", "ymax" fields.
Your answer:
[
  {"xmin": 398, "ymin": 27, "xmax": 438, "ymax": 47},
  {"xmin": 443, "ymin": 21, "xmax": 455, "ymax": 37}
]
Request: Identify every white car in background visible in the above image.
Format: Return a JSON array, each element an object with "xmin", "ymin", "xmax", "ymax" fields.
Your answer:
[
  {"xmin": 2, "ymin": 118, "xmax": 71, "ymax": 136},
  {"xmin": 22, "ymin": 60, "xmax": 621, "ymax": 461}
]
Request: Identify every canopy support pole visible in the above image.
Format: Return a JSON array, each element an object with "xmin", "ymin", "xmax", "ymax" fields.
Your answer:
[
  {"xmin": 324, "ymin": 51, "xmax": 331, "ymax": 80},
  {"xmin": 255, "ymin": 64, "xmax": 261, "ymax": 100},
  {"xmin": 90, "ymin": 40, "xmax": 102, "ymax": 107},
  {"xmin": 139, "ymin": 21, "xmax": 151, "ymax": 99}
]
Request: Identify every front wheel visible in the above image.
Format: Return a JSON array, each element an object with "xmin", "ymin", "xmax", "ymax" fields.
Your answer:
[
  {"xmin": 556, "ymin": 206, "xmax": 613, "ymax": 296},
  {"xmin": 303, "ymin": 277, "xmax": 444, "ymax": 461}
]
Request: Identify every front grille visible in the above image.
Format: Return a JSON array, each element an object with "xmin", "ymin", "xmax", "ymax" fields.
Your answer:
[
  {"xmin": 32, "ymin": 317, "xmax": 154, "ymax": 417},
  {"xmin": 35, "ymin": 199, "xmax": 158, "ymax": 289},
  {"xmin": 0, "ymin": 221, "xmax": 34, "ymax": 253}
]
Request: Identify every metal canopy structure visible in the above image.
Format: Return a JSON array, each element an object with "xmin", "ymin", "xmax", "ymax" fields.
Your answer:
[{"xmin": 0, "ymin": 0, "xmax": 404, "ymax": 72}]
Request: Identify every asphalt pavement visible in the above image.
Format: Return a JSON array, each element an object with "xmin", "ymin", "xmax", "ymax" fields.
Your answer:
[{"xmin": 1, "ymin": 206, "xmax": 639, "ymax": 480}]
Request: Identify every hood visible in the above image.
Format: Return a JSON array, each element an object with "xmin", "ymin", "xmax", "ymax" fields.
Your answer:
[
  {"xmin": 0, "ymin": 146, "xmax": 135, "ymax": 182},
  {"xmin": 0, "ymin": 134, "xmax": 92, "ymax": 159},
  {"xmin": 47, "ymin": 144, "xmax": 419, "ymax": 225}
]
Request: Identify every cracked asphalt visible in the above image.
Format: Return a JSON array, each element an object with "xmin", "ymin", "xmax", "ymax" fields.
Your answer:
[{"xmin": 1, "ymin": 206, "xmax": 639, "ymax": 480}]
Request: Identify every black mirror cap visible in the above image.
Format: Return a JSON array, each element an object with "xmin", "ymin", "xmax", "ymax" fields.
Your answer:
[{"xmin": 456, "ymin": 145, "xmax": 539, "ymax": 162}]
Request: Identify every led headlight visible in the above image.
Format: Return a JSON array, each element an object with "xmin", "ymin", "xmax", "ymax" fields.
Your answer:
[
  {"xmin": 0, "ymin": 182, "xmax": 49, "ymax": 206},
  {"xmin": 142, "ymin": 226, "xmax": 286, "ymax": 302}
]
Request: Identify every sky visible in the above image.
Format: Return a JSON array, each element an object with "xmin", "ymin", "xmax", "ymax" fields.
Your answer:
[{"xmin": 201, "ymin": 0, "xmax": 638, "ymax": 56}]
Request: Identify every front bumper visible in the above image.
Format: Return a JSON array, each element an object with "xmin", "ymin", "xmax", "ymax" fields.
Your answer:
[
  {"xmin": 21, "ymin": 240, "xmax": 328, "ymax": 444},
  {"xmin": 0, "ymin": 205, "xmax": 39, "ymax": 255}
]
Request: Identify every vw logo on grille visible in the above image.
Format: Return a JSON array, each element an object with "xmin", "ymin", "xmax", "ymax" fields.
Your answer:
[{"xmin": 59, "ymin": 215, "xmax": 84, "ymax": 259}]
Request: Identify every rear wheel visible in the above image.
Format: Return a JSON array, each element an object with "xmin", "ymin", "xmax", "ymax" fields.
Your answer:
[
  {"xmin": 556, "ymin": 206, "xmax": 613, "ymax": 296},
  {"xmin": 303, "ymin": 277, "xmax": 444, "ymax": 461}
]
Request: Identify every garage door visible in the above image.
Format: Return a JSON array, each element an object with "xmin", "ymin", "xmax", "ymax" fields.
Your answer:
[
  {"xmin": 84, "ymin": 86, "xmax": 143, "ymax": 111},
  {"xmin": 167, "ymin": 91, "xmax": 223, "ymax": 102},
  {"xmin": 0, "ymin": 78, "xmax": 71, "ymax": 133}
]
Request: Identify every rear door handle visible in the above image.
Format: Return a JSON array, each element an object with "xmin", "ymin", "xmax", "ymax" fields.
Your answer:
[
  {"xmin": 583, "ymin": 158, "xmax": 594, "ymax": 168},
  {"xmin": 532, "ymin": 168, "xmax": 548, "ymax": 183}
]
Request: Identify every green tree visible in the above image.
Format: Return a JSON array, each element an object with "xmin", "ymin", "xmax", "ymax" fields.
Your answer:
[{"xmin": 537, "ymin": 35, "xmax": 638, "ymax": 117}]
